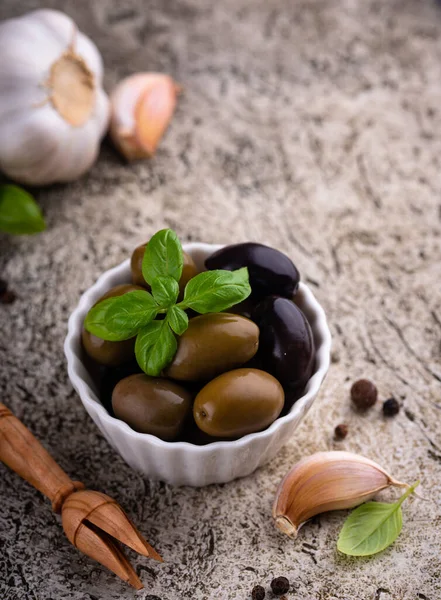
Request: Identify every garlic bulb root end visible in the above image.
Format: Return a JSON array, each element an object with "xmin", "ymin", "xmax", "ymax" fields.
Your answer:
[{"xmin": 47, "ymin": 50, "xmax": 96, "ymax": 127}]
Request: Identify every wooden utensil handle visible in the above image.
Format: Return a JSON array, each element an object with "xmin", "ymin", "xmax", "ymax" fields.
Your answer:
[{"xmin": 0, "ymin": 403, "xmax": 84, "ymax": 512}]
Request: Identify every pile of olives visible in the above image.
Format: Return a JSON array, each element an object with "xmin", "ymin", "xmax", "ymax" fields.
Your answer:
[{"xmin": 82, "ymin": 242, "xmax": 315, "ymax": 444}]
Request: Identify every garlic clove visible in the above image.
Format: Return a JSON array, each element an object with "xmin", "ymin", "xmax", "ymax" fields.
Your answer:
[
  {"xmin": 273, "ymin": 451, "xmax": 407, "ymax": 537},
  {"xmin": 134, "ymin": 78, "xmax": 178, "ymax": 157},
  {"xmin": 110, "ymin": 73, "xmax": 179, "ymax": 161}
]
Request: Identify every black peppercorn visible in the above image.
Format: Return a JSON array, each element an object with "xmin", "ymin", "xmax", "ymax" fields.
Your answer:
[
  {"xmin": 270, "ymin": 576, "xmax": 289, "ymax": 596},
  {"xmin": 251, "ymin": 585, "xmax": 265, "ymax": 600},
  {"xmin": 383, "ymin": 397, "xmax": 400, "ymax": 417},
  {"xmin": 0, "ymin": 289, "xmax": 16, "ymax": 304},
  {"xmin": 350, "ymin": 379, "xmax": 377, "ymax": 411},
  {"xmin": 334, "ymin": 423, "xmax": 348, "ymax": 440}
]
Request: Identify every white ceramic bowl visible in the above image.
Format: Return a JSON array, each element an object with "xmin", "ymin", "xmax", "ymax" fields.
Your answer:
[{"xmin": 64, "ymin": 243, "xmax": 331, "ymax": 486}]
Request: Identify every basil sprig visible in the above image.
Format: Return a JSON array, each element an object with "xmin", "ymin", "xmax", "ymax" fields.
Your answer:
[
  {"xmin": 337, "ymin": 481, "xmax": 419, "ymax": 556},
  {"xmin": 84, "ymin": 229, "xmax": 251, "ymax": 376}
]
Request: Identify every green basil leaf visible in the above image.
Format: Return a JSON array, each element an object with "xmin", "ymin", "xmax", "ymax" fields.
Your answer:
[
  {"xmin": 85, "ymin": 291, "xmax": 157, "ymax": 341},
  {"xmin": 0, "ymin": 184, "xmax": 46, "ymax": 235},
  {"xmin": 135, "ymin": 320, "xmax": 163, "ymax": 372},
  {"xmin": 337, "ymin": 481, "xmax": 419, "ymax": 556},
  {"xmin": 180, "ymin": 267, "xmax": 251, "ymax": 313},
  {"xmin": 337, "ymin": 502, "xmax": 403, "ymax": 557},
  {"xmin": 135, "ymin": 318, "xmax": 177, "ymax": 376},
  {"xmin": 142, "ymin": 229, "xmax": 183, "ymax": 286},
  {"xmin": 168, "ymin": 305, "xmax": 189, "ymax": 335},
  {"xmin": 151, "ymin": 275, "xmax": 180, "ymax": 308}
]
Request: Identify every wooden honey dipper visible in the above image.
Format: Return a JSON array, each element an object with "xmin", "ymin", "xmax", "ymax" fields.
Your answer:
[{"xmin": 0, "ymin": 403, "xmax": 162, "ymax": 589}]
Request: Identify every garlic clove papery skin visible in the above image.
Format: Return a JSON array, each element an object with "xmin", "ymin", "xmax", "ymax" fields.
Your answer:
[
  {"xmin": 0, "ymin": 9, "xmax": 109, "ymax": 185},
  {"xmin": 110, "ymin": 73, "xmax": 179, "ymax": 160},
  {"xmin": 273, "ymin": 451, "xmax": 407, "ymax": 537}
]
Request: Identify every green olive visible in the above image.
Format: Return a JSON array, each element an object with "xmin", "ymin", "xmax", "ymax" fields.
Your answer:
[
  {"xmin": 112, "ymin": 373, "xmax": 193, "ymax": 441},
  {"xmin": 99, "ymin": 283, "xmax": 144, "ymax": 302},
  {"xmin": 130, "ymin": 242, "xmax": 198, "ymax": 296},
  {"xmin": 165, "ymin": 313, "xmax": 259, "ymax": 381},
  {"xmin": 81, "ymin": 284, "xmax": 144, "ymax": 367},
  {"xmin": 193, "ymin": 368, "xmax": 284, "ymax": 438},
  {"xmin": 130, "ymin": 244, "xmax": 149, "ymax": 287}
]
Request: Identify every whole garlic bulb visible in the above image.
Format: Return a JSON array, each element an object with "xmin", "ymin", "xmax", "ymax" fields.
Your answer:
[{"xmin": 0, "ymin": 9, "xmax": 109, "ymax": 185}]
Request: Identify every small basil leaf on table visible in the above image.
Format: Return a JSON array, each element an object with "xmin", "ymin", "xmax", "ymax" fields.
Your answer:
[
  {"xmin": 0, "ymin": 184, "xmax": 46, "ymax": 235},
  {"xmin": 168, "ymin": 305, "xmax": 189, "ymax": 335},
  {"xmin": 135, "ymin": 318, "xmax": 177, "ymax": 376},
  {"xmin": 180, "ymin": 267, "xmax": 251, "ymax": 313},
  {"xmin": 151, "ymin": 275, "xmax": 180, "ymax": 308},
  {"xmin": 85, "ymin": 291, "xmax": 158, "ymax": 341},
  {"xmin": 142, "ymin": 229, "xmax": 183, "ymax": 286},
  {"xmin": 337, "ymin": 481, "xmax": 419, "ymax": 556}
]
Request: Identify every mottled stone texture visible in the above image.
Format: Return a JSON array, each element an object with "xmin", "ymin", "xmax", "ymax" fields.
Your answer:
[{"xmin": 0, "ymin": 1, "xmax": 440, "ymax": 599}]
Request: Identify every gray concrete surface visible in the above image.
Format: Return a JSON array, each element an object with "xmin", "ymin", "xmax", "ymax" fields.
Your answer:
[{"xmin": 0, "ymin": 1, "xmax": 440, "ymax": 599}]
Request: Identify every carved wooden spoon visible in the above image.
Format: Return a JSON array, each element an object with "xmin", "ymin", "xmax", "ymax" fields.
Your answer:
[{"xmin": 0, "ymin": 403, "xmax": 162, "ymax": 589}]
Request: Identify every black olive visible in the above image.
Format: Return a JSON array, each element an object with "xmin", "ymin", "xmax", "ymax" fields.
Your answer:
[
  {"xmin": 252, "ymin": 296, "xmax": 315, "ymax": 392},
  {"xmin": 205, "ymin": 243, "xmax": 300, "ymax": 300}
]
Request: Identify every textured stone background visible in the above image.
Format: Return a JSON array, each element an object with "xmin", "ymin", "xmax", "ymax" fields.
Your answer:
[{"xmin": 1, "ymin": 1, "xmax": 441, "ymax": 599}]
